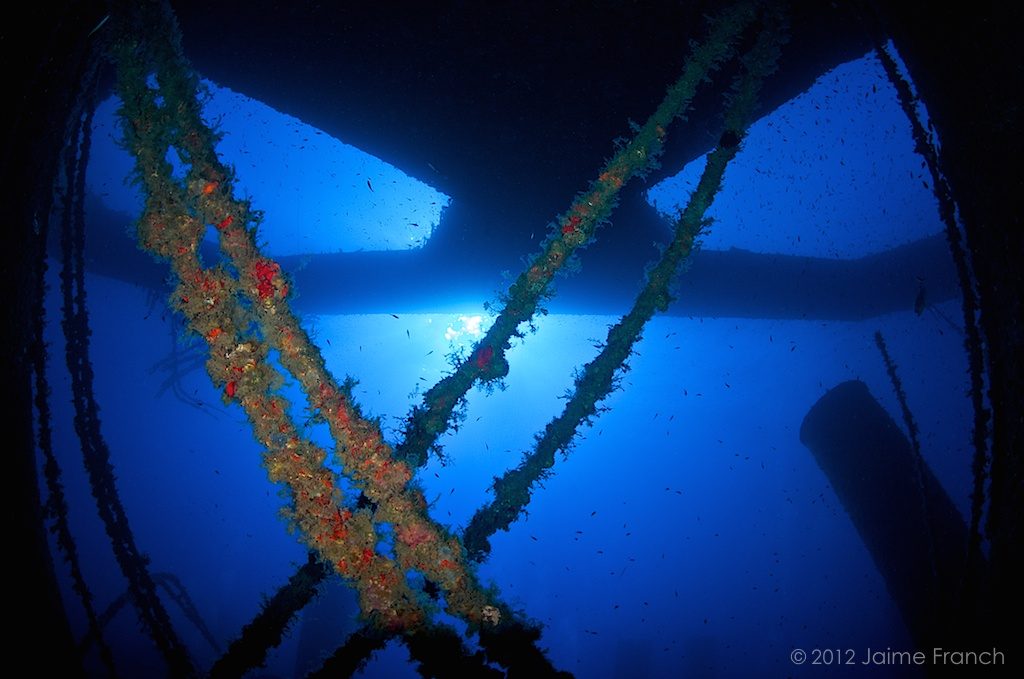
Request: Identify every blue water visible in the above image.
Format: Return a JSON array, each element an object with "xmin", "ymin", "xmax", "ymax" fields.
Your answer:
[{"xmin": 39, "ymin": 47, "xmax": 971, "ymax": 678}]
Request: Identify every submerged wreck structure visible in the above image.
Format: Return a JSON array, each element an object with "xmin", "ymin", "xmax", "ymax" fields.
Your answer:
[{"xmin": 4, "ymin": 0, "xmax": 1019, "ymax": 675}]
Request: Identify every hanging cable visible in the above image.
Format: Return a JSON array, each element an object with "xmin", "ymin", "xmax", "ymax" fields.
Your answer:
[
  {"xmin": 873, "ymin": 33, "xmax": 991, "ymax": 600},
  {"xmin": 465, "ymin": 4, "xmax": 788, "ymax": 560},
  {"xmin": 58, "ymin": 50, "xmax": 194, "ymax": 678}
]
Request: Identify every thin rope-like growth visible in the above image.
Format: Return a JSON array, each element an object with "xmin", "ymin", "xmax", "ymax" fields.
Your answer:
[
  {"xmin": 35, "ymin": 104, "xmax": 120, "ymax": 679},
  {"xmin": 874, "ymin": 331, "xmax": 939, "ymax": 586},
  {"xmin": 109, "ymin": 3, "xmax": 779, "ymax": 672},
  {"xmin": 395, "ymin": 1, "xmax": 760, "ymax": 468},
  {"xmin": 109, "ymin": 0, "xmax": 514, "ymax": 643},
  {"xmin": 209, "ymin": 554, "xmax": 326, "ymax": 679},
  {"xmin": 82, "ymin": 572, "xmax": 223, "ymax": 660},
  {"xmin": 464, "ymin": 10, "xmax": 787, "ymax": 560},
  {"xmin": 58, "ymin": 59, "xmax": 194, "ymax": 676},
  {"xmin": 873, "ymin": 35, "xmax": 991, "ymax": 594},
  {"xmin": 105, "ymin": 1, "xmax": 782, "ymax": 673}
]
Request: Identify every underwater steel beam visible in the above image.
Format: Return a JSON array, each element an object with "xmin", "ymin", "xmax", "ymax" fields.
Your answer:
[
  {"xmin": 74, "ymin": 199, "xmax": 958, "ymax": 321},
  {"xmin": 799, "ymin": 380, "xmax": 974, "ymax": 651}
]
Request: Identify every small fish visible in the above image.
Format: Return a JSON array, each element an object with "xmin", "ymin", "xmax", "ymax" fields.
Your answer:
[
  {"xmin": 390, "ymin": 313, "xmax": 400, "ymax": 319},
  {"xmin": 87, "ymin": 14, "xmax": 110, "ymax": 37},
  {"xmin": 367, "ymin": 179, "xmax": 374, "ymax": 192}
]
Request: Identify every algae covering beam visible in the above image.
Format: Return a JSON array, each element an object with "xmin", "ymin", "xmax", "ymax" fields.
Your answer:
[{"xmin": 798, "ymin": 380, "xmax": 972, "ymax": 650}]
